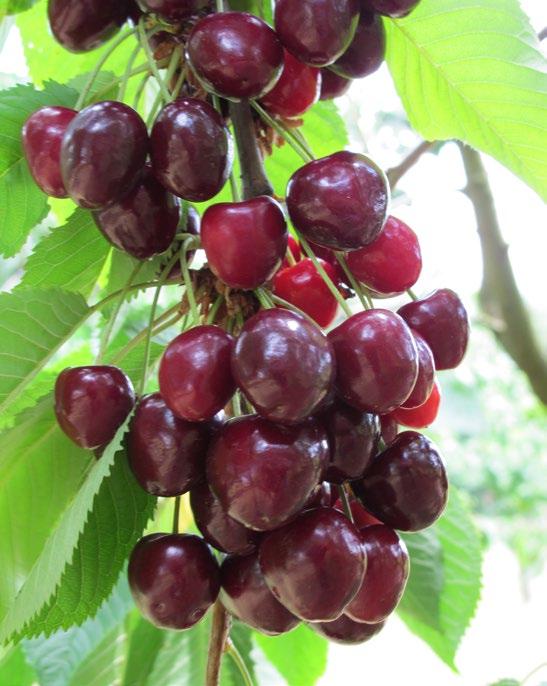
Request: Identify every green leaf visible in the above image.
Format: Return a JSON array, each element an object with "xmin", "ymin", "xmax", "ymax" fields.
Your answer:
[
  {"xmin": 69, "ymin": 625, "xmax": 126, "ymax": 686},
  {"xmin": 223, "ymin": 623, "xmax": 257, "ymax": 686},
  {"xmin": 2, "ymin": 0, "xmax": 40, "ymax": 16},
  {"xmin": 385, "ymin": 0, "xmax": 547, "ymax": 200},
  {"xmin": 0, "ymin": 645, "xmax": 36, "ymax": 686}
]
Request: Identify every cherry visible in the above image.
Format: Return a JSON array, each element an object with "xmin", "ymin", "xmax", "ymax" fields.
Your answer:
[
  {"xmin": 281, "ymin": 235, "xmax": 302, "ymax": 268},
  {"xmin": 401, "ymin": 330, "xmax": 435, "ymax": 409},
  {"xmin": 207, "ymin": 415, "xmax": 328, "ymax": 531},
  {"xmin": 201, "ymin": 196, "xmax": 288, "ymax": 290},
  {"xmin": 333, "ymin": 498, "xmax": 382, "ymax": 527},
  {"xmin": 352, "ymin": 431, "xmax": 448, "ymax": 531},
  {"xmin": 22, "ymin": 106, "xmax": 77, "ymax": 198},
  {"xmin": 390, "ymin": 381, "xmax": 441, "ymax": 429},
  {"xmin": 187, "ymin": 12, "xmax": 284, "ymax": 100},
  {"xmin": 232, "ymin": 309, "xmax": 335, "ymax": 425},
  {"xmin": 273, "ymin": 258, "xmax": 339, "ymax": 328},
  {"xmin": 274, "ymin": 0, "xmax": 360, "ymax": 67},
  {"xmin": 331, "ymin": 11, "xmax": 385, "ymax": 79},
  {"xmin": 150, "ymin": 98, "xmax": 233, "ymax": 202},
  {"xmin": 48, "ymin": 0, "xmax": 132, "ymax": 53},
  {"xmin": 379, "ymin": 414, "xmax": 398, "ymax": 444},
  {"xmin": 398, "ymin": 289, "xmax": 470, "ymax": 370},
  {"xmin": 158, "ymin": 326, "xmax": 236, "ymax": 422},
  {"xmin": 328, "ymin": 310, "xmax": 418, "ymax": 414},
  {"xmin": 319, "ymin": 399, "xmax": 380, "ymax": 483},
  {"xmin": 259, "ymin": 507, "xmax": 365, "ymax": 621},
  {"xmin": 220, "ymin": 552, "xmax": 300, "ymax": 635},
  {"xmin": 346, "ymin": 216, "xmax": 422, "ymax": 295},
  {"xmin": 137, "ymin": 0, "xmax": 210, "ymax": 21},
  {"xmin": 260, "ymin": 50, "xmax": 321, "ymax": 119},
  {"xmin": 286, "ymin": 151, "xmax": 389, "ymax": 251},
  {"xmin": 345, "ymin": 525, "xmax": 409, "ymax": 623},
  {"xmin": 310, "ymin": 615, "xmax": 385, "ymax": 644},
  {"xmin": 361, "ymin": 0, "xmax": 421, "ymax": 18},
  {"xmin": 319, "ymin": 69, "xmax": 352, "ymax": 100},
  {"xmin": 54, "ymin": 365, "xmax": 135, "ymax": 450},
  {"xmin": 128, "ymin": 533, "xmax": 219, "ymax": 630},
  {"xmin": 306, "ymin": 481, "xmax": 333, "ymax": 508}
]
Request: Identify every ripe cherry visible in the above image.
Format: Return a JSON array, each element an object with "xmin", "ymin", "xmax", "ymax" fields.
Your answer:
[
  {"xmin": 54, "ymin": 365, "xmax": 135, "ymax": 450},
  {"xmin": 331, "ymin": 11, "xmax": 385, "ymax": 79},
  {"xmin": 361, "ymin": 0, "xmax": 421, "ymax": 18},
  {"xmin": 201, "ymin": 196, "xmax": 287, "ymax": 290},
  {"xmin": 390, "ymin": 381, "xmax": 441, "ymax": 429},
  {"xmin": 319, "ymin": 69, "xmax": 352, "ymax": 100},
  {"xmin": 379, "ymin": 414, "xmax": 398, "ymax": 444},
  {"xmin": 306, "ymin": 481, "xmax": 333, "ymax": 508},
  {"xmin": 207, "ymin": 415, "xmax": 328, "ymax": 531},
  {"xmin": 159, "ymin": 326, "xmax": 236, "ymax": 422},
  {"xmin": 232, "ymin": 309, "xmax": 335, "ymax": 425},
  {"xmin": 287, "ymin": 151, "xmax": 389, "ymax": 251},
  {"xmin": 128, "ymin": 533, "xmax": 219, "ymax": 630},
  {"xmin": 187, "ymin": 12, "xmax": 284, "ymax": 99},
  {"xmin": 402, "ymin": 330, "xmax": 435, "ymax": 409},
  {"xmin": 310, "ymin": 615, "xmax": 385, "ymax": 644},
  {"xmin": 137, "ymin": 0, "xmax": 210, "ymax": 21},
  {"xmin": 281, "ymin": 235, "xmax": 302, "ymax": 268},
  {"xmin": 333, "ymin": 498, "xmax": 382, "ymax": 527},
  {"xmin": 260, "ymin": 50, "xmax": 320, "ymax": 118}
]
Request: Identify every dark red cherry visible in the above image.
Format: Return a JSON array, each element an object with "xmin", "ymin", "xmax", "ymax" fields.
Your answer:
[
  {"xmin": 137, "ymin": 0, "xmax": 209, "ymax": 21},
  {"xmin": 398, "ymin": 289, "xmax": 470, "ymax": 370},
  {"xmin": 260, "ymin": 50, "xmax": 320, "ymax": 119},
  {"xmin": 187, "ymin": 12, "xmax": 284, "ymax": 99},
  {"xmin": 287, "ymin": 151, "xmax": 389, "ymax": 251},
  {"xmin": 159, "ymin": 326, "xmax": 236, "ymax": 422},
  {"xmin": 361, "ymin": 0, "xmax": 421, "ymax": 18},
  {"xmin": 333, "ymin": 498, "xmax": 382, "ymax": 527},
  {"xmin": 128, "ymin": 393, "xmax": 209, "ymax": 497},
  {"xmin": 379, "ymin": 413, "xmax": 398, "ymax": 444},
  {"xmin": 221, "ymin": 552, "xmax": 300, "ymax": 635},
  {"xmin": 390, "ymin": 381, "xmax": 441, "ymax": 429},
  {"xmin": 319, "ymin": 69, "xmax": 352, "ymax": 99},
  {"xmin": 305, "ymin": 481, "xmax": 333, "ymax": 508},
  {"xmin": 48, "ymin": 0, "xmax": 132, "ymax": 53},
  {"xmin": 232, "ymin": 309, "xmax": 335, "ymax": 425},
  {"xmin": 259, "ymin": 507, "xmax": 366, "ymax": 621},
  {"xmin": 353, "ymin": 431, "xmax": 448, "ymax": 531},
  {"xmin": 128, "ymin": 533, "xmax": 219, "ymax": 630},
  {"xmin": 150, "ymin": 98, "xmax": 232, "ymax": 202},
  {"xmin": 346, "ymin": 216, "xmax": 422, "ymax": 295},
  {"xmin": 201, "ymin": 196, "xmax": 287, "ymax": 290},
  {"xmin": 401, "ymin": 331, "xmax": 435, "ymax": 409},
  {"xmin": 273, "ymin": 258, "xmax": 339, "ymax": 328},
  {"xmin": 319, "ymin": 399, "xmax": 380, "ymax": 483},
  {"xmin": 345, "ymin": 525, "xmax": 409, "ymax": 623},
  {"xmin": 22, "ymin": 106, "xmax": 77, "ymax": 198},
  {"xmin": 274, "ymin": 0, "xmax": 360, "ymax": 67},
  {"xmin": 54, "ymin": 365, "xmax": 135, "ymax": 450},
  {"xmin": 328, "ymin": 310, "xmax": 418, "ymax": 414},
  {"xmin": 207, "ymin": 415, "xmax": 328, "ymax": 531},
  {"xmin": 331, "ymin": 11, "xmax": 385, "ymax": 79},
  {"xmin": 310, "ymin": 615, "xmax": 385, "ymax": 644},
  {"xmin": 281, "ymin": 235, "xmax": 302, "ymax": 268}
]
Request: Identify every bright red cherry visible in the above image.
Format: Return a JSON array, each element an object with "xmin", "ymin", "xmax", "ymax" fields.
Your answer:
[
  {"xmin": 137, "ymin": 0, "xmax": 209, "ymax": 21},
  {"xmin": 281, "ymin": 235, "xmax": 302, "ymax": 268},
  {"xmin": 333, "ymin": 498, "xmax": 382, "ymax": 527},
  {"xmin": 274, "ymin": 0, "xmax": 360, "ymax": 67},
  {"xmin": 54, "ymin": 365, "xmax": 135, "ymax": 450},
  {"xmin": 207, "ymin": 415, "xmax": 328, "ymax": 531},
  {"xmin": 398, "ymin": 289, "xmax": 470, "ymax": 370},
  {"xmin": 401, "ymin": 330, "xmax": 435, "ymax": 409},
  {"xmin": 287, "ymin": 151, "xmax": 389, "ymax": 251},
  {"xmin": 346, "ymin": 216, "xmax": 422, "ymax": 295},
  {"xmin": 22, "ymin": 106, "xmax": 77, "ymax": 197},
  {"xmin": 353, "ymin": 431, "xmax": 448, "ymax": 531},
  {"xmin": 390, "ymin": 381, "xmax": 441, "ymax": 429},
  {"xmin": 128, "ymin": 533, "xmax": 219, "ymax": 630},
  {"xmin": 361, "ymin": 0, "xmax": 421, "ymax": 18},
  {"xmin": 319, "ymin": 69, "xmax": 352, "ymax": 99},
  {"xmin": 259, "ymin": 507, "xmax": 366, "ymax": 621},
  {"xmin": 260, "ymin": 50, "xmax": 320, "ymax": 118},
  {"xmin": 150, "ymin": 98, "xmax": 233, "ymax": 202},
  {"xmin": 310, "ymin": 615, "xmax": 385, "ymax": 644},
  {"xmin": 159, "ymin": 326, "xmax": 236, "ymax": 422},
  {"xmin": 220, "ymin": 552, "xmax": 300, "ymax": 635},
  {"xmin": 331, "ymin": 11, "xmax": 385, "ymax": 79},
  {"xmin": 201, "ymin": 196, "xmax": 287, "ymax": 290},
  {"xmin": 187, "ymin": 12, "xmax": 284, "ymax": 99},
  {"xmin": 232, "ymin": 309, "xmax": 335, "ymax": 425},
  {"xmin": 328, "ymin": 310, "xmax": 418, "ymax": 414}
]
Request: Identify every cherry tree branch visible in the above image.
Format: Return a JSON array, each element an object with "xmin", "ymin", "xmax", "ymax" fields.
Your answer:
[
  {"xmin": 538, "ymin": 27, "xmax": 547, "ymax": 41},
  {"xmin": 206, "ymin": 602, "xmax": 231, "ymax": 686},
  {"xmin": 386, "ymin": 140, "xmax": 437, "ymax": 188}
]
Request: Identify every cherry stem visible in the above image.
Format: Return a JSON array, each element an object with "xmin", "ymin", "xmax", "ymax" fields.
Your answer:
[
  {"xmin": 206, "ymin": 602, "xmax": 231, "ymax": 686},
  {"xmin": 251, "ymin": 101, "xmax": 314, "ymax": 163},
  {"xmin": 172, "ymin": 496, "xmax": 181, "ymax": 534},
  {"xmin": 110, "ymin": 307, "xmax": 181, "ymax": 365},
  {"xmin": 91, "ymin": 62, "xmax": 161, "ymax": 103},
  {"xmin": 212, "ymin": 94, "xmax": 241, "ymax": 201},
  {"xmin": 285, "ymin": 244, "xmax": 297, "ymax": 267},
  {"xmin": 181, "ymin": 237, "xmax": 200, "ymax": 324},
  {"xmin": 335, "ymin": 252, "xmax": 372, "ymax": 310},
  {"xmin": 270, "ymin": 293, "xmax": 320, "ymax": 327},
  {"xmin": 386, "ymin": 140, "xmax": 436, "ymax": 189},
  {"xmin": 133, "ymin": 72, "xmax": 151, "ymax": 110},
  {"xmin": 145, "ymin": 46, "xmax": 181, "ymax": 126},
  {"xmin": 138, "ymin": 18, "xmax": 171, "ymax": 103},
  {"xmin": 338, "ymin": 485, "xmax": 355, "ymax": 524},
  {"xmin": 407, "ymin": 288, "xmax": 418, "ymax": 301},
  {"xmin": 254, "ymin": 288, "xmax": 275, "ymax": 310},
  {"xmin": 232, "ymin": 392, "xmax": 242, "ymax": 416},
  {"xmin": 226, "ymin": 639, "xmax": 254, "ymax": 686},
  {"xmin": 118, "ymin": 41, "xmax": 143, "ymax": 101},
  {"xmin": 206, "ymin": 294, "xmax": 224, "ymax": 325}
]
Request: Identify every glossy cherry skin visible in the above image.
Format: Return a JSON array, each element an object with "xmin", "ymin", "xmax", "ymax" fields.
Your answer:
[
  {"xmin": 273, "ymin": 258, "xmax": 339, "ymax": 328},
  {"xmin": 345, "ymin": 525, "xmax": 409, "ymax": 623},
  {"xmin": 274, "ymin": 0, "xmax": 360, "ymax": 67},
  {"xmin": 310, "ymin": 615, "xmax": 385, "ymax": 644},
  {"xmin": 232, "ymin": 309, "xmax": 335, "ymax": 425},
  {"xmin": 150, "ymin": 98, "xmax": 232, "ymax": 202},
  {"xmin": 319, "ymin": 69, "xmax": 352, "ymax": 99},
  {"xmin": 328, "ymin": 310, "xmax": 418, "ymax": 414},
  {"xmin": 159, "ymin": 326, "xmax": 236, "ymax": 422},
  {"xmin": 128, "ymin": 393, "xmax": 209, "ymax": 497},
  {"xmin": 331, "ymin": 11, "xmax": 385, "ymax": 79},
  {"xmin": 207, "ymin": 415, "xmax": 328, "ymax": 531},
  {"xmin": 319, "ymin": 399, "xmax": 380, "ymax": 483},
  {"xmin": 398, "ymin": 289, "xmax": 470, "ymax": 371},
  {"xmin": 287, "ymin": 151, "xmax": 389, "ymax": 251},
  {"xmin": 128, "ymin": 533, "xmax": 219, "ymax": 630},
  {"xmin": 54, "ymin": 366, "xmax": 135, "ymax": 450},
  {"xmin": 333, "ymin": 498, "xmax": 382, "ymax": 527},
  {"xmin": 353, "ymin": 431, "xmax": 448, "ymax": 531},
  {"xmin": 201, "ymin": 196, "xmax": 287, "ymax": 290},
  {"xmin": 260, "ymin": 50, "xmax": 320, "ymax": 118},
  {"xmin": 137, "ymin": 0, "xmax": 209, "ymax": 21},
  {"xmin": 361, "ymin": 0, "xmax": 421, "ymax": 18},
  {"xmin": 22, "ymin": 106, "xmax": 77, "ymax": 198},
  {"xmin": 221, "ymin": 552, "xmax": 300, "ymax": 635},
  {"xmin": 48, "ymin": 0, "xmax": 131, "ymax": 53},
  {"xmin": 187, "ymin": 12, "xmax": 284, "ymax": 100},
  {"xmin": 347, "ymin": 216, "xmax": 422, "ymax": 295},
  {"xmin": 306, "ymin": 481, "xmax": 333, "ymax": 508},
  {"xmin": 259, "ymin": 507, "xmax": 365, "ymax": 621},
  {"xmin": 380, "ymin": 414, "xmax": 398, "ymax": 444},
  {"xmin": 390, "ymin": 381, "xmax": 441, "ymax": 429},
  {"xmin": 401, "ymin": 331, "xmax": 435, "ymax": 409}
]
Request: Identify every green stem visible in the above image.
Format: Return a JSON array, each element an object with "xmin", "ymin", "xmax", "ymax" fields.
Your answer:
[
  {"xmin": 270, "ymin": 294, "xmax": 318, "ymax": 327},
  {"xmin": 255, "ymin": 288, "xmax": 274, "ymax": 310},
  {"xmin": 181, "ymin": 237, "xmax": 200, "ymax": 324},
  {"xmin": 133, "ymin": 72, "xmax": 151, "ymax": 110},
  {"xmin": 91, "ymin": 62, "xmax": 157, "ymax": 103},
  {"xmin": 226, "ymin": 640, "xmax": 253, "ymax": 686},
  {"xmin": 335, "ymin": 252, "xmax": 371, "ymax": 310},
  {"xmin": 291, "ymin": 126, "xmax": 315, "ymax": 160},
  {"xmin": 407, "ymin": 288, "xmax": 418, "ymax": 301},
  {"xmin": 251, "ymin": 101, "xmax": 314, "ymax": 163},
  {"xmin": 118, "ymin": 41, "xmax": 143, "ymax": 101},
  {"xmin": 172, "ymin": 496, "xmax": 181, "ymax": 534},
  {"xmin": 298, "ymin": 236, "xmax": 352, "ymax": 316},
  {"xmin": 170, "ymin": 65, "xmax": 187, "ymax": 101},
  {"xmin": 110, "ymin": 308, "xmax": 181, "ymax": 365},
  {"xmin": 232, "ymin": 392, "xmax": 242, "ymax": 417},
  {"xmin": 206, "ymin": 295, "xmax": 224, "ymax": 325},
  {"xmin": 338, "ymin": 485, "xmax": 354, "ymax": 523},
  {"xmin": 138, "ymin": 19, "xmax": 171, "ymax": 103},
  {"xmin": 164, "ymin": 45, "xmax": 183, "ymax": 102}
]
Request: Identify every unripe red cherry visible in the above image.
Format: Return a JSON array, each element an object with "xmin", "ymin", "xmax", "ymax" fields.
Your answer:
[
  {"xmin": 310, "ymin": 615, "xmax": 385, "ymax": 644},
  {"xmin": 390, "ymin": 381, "xmax": 441, "ymax": 429},
  {"xmin": 361, "ymin": 0, "xmax": 421, "ymax": 18},
  {"xmin": 260, "ymin": 50, "xmax": 320, "ymax": 119},
  {"xmin": 137, "ymin": 0, "xmax": 209, "ymax": 21},
  {"xmin": 319, "ymin": 69, "xmax": 352, "ymax": 100},
  {"xmin": 402, "ymin": 330, "xmax": 435, "ymax": 409},
  {"xmin": 331, "ymin": 11, "xmax": 385, "ymax": 79}
]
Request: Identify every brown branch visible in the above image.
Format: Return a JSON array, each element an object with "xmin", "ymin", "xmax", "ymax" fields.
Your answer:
[
  {"xmin": 386, "ymin": 140, "xmax": 437, "ymax": 188},
  {"xmin": 458, "ymin": 142, "xmax": 547, "ymax": 404},
  {"xmin": 205, "ymin": 601, "xmax": 231, "ymax": 686}
]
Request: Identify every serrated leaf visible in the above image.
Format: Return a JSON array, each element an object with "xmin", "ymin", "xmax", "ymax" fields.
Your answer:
[{"xmin": 385, "ymin": 0, "xmax": 547, "ymax": 200}]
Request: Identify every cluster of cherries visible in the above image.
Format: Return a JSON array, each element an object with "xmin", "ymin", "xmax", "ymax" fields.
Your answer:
[{"xmin": 23, "ymin": 0, "xmax": 469, "ymax": 649}]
